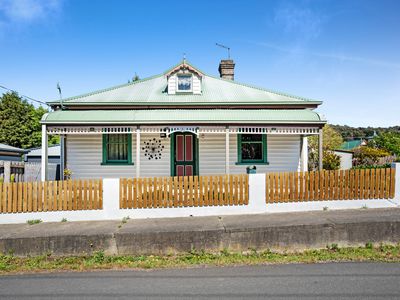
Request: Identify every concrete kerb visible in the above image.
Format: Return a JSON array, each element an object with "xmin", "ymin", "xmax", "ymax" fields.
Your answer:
[{"xmin": 1, "ymin": 208, "xmax": 400, "ymax": 257}]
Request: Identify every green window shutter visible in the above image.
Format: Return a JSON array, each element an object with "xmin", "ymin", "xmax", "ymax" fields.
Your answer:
[
  {"xmin": 236, "ymin": 134, "xmax": 268, "ymax": 165},
  {"xmin": 102, "ymin": 134, "xmax": 133, "ymax": 165}
]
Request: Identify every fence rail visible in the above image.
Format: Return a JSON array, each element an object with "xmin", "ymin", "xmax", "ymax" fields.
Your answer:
[
  {"xmin": 266, "ymin": 168, "xmax": 395, "ymax": 203},
  {"xmin": 0, "ymin": 179, "xmax": 103, "ymax": 213},
  {"xmin": 120, "ymin": 174, "xmax": 249, "ymax": 209}
]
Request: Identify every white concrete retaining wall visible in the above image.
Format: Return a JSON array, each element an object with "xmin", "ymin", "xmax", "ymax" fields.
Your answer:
[{"xmin": 1, "ymin": 164, "xmax": 399, "ymax": 224}]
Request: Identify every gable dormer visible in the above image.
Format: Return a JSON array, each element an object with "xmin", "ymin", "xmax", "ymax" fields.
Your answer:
[{"xmin": 165, "ymin": 61, "xmax": 203, "ymax": 95}]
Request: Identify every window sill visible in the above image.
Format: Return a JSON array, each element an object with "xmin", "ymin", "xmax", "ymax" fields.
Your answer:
[
  {"xmin": 235, "ymin": 162, "xmax": 269, "ymax": 166},
  {"xmin": 101, "ymin": 162, "xmax": 134, "ymax": 166}
]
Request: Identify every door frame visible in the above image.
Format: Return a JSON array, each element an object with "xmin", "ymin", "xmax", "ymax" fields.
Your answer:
[{"xmin": 170, "ymin": 132, "xmax": 199, "ymax": 176}]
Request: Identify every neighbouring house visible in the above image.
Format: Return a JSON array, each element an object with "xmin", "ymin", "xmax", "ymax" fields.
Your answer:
[
  {"xmin": 333, "ymin": 149, "xmax": 353, "ymax": 170},
  {"xmin": 25, "ymin": 145, "xmax": 60, "ymax": 164},
  {"xmin": 0, "ymin": 143, "xmax": 27, "ymax": 162},
  {"xmin": 25, "ymin": 145, "xmax": 61, "ymax": 180},
  {"xmin": 334, "ymin": 139, "xmax": 365, "ymax": 170},
  {"xmin": 40, "ymin": 60, "xmax": 326, "ymax": 180}
]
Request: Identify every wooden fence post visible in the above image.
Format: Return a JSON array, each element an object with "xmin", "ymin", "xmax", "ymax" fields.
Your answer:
[{"xmin": 391, "ymin": 163, "xmax": 400, "ymax": 204}]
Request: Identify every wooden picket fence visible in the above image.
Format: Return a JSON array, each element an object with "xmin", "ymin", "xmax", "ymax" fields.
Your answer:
[
  {"xmin": 120, "ymin": 174, "xmax": 249, "ymax": 209},
  {"xmin": 0, "ymin": 179, "xmax": 103, "ymax": 213},
  {"xmin": 266, "ymin": 168, "xmax": 396, "ymax": 203}
]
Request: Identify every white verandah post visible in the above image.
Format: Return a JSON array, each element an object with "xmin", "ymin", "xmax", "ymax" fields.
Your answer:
[
  {"xmin": 301, "ymin": 135, "xmax": 308, "ymax": 172},
  {"xmin": 136, "ymin": 127, "xmax": 141, "ymax": 178},
  {"xmin": 41, "ymin": 124, "xmax": 48, "ymax": 181},
  {"xmin": 225, "ymin": 126, "xmax": 230, "ymax": 174},
  {"xmin": 318, "ymin": 128, "xmax": 323, "ymax": 170}
]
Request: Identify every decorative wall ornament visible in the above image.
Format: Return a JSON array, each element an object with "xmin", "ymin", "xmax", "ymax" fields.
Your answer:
[{"xmin": 142, "ymin": 138, "xmax": 164, "ymax": 160}]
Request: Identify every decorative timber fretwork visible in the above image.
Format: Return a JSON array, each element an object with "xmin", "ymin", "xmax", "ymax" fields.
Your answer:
[{"xmin": 47, "ymin": 126, "xmax": 320, "ymax": 135}]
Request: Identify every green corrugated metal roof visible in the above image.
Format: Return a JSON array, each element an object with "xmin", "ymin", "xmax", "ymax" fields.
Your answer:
[
  {"xmin": 42, "ymin": 109, "xmax": 325, "ymax": 125},
  {"xmin": 340, "ymin": 140, "xmax": 362, "ymax": 150},
  {"xmin": 47, "ymin": 61, "xmax": 322, "ymax": 106}
]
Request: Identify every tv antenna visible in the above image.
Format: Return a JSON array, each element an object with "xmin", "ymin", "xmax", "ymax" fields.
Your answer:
[
  {"xmin": 57, "ymin": 82, "xmax": 64, "ymax": 109},
  {"xmin": 216, "ymin": 43, "xmax": 231, "ymax": 59}
]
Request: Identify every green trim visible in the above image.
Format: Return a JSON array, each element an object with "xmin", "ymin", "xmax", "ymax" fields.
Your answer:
[
  {"xmin": 235, "ymin": 162, "xmax": 269, "ymax": 165},
  {"xmin": 236, "ymin": 134, "xmax": 268, "ymax": 164},
  {"xmin": 102, "ymin": 134, "xmax": 133, "ymax": 165},
  {"xmin": 101, "ymin": 162, "xmax": 134, "ymax": 166},
  {"xmin": 47, "ymin": 101, "xmax": 323, "ymax": 106},
  {"xmin": 170, "ymin": 133, "xmax": 175, "ymax": 176}
]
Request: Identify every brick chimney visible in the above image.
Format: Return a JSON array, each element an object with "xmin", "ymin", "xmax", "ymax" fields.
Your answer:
[{"xmin": 218, "ymin": 59, "xmax": 235, "ymax": 80}]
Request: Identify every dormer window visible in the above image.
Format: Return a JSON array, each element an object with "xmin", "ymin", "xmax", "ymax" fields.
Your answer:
[{"xmin": 177, "ymin": 74, "xmax": 192, "ymax": 92}]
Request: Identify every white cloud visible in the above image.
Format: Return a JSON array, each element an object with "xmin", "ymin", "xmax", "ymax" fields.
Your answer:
[
  {"xmin": 274, "ymin": 3, "xmax": 325, "ymax": 40},
  {"xmin": 0, "ymin": 0, "xmax": 62, "ymax": 23},
  {"xmin": 253, "ymin": 41, "xmax": 400, "ymax": 69}
]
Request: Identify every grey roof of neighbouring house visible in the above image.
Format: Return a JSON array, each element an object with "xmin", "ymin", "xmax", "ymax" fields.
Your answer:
[
  {"xmin": 47, "ymin": 61, "xmax": 323, "ymax": 106},
  {"xmin": 0, "ymin": 143, "xmax": 28, "ymax": 153},
  {"xmin": 26, "ymin": 145, "xmax": 60, "ymax": 157}
]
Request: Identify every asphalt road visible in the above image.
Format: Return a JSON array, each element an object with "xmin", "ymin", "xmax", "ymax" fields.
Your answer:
[{"xmin": 0, "ymin": 262, "xmax": 399, "ymax": 299}]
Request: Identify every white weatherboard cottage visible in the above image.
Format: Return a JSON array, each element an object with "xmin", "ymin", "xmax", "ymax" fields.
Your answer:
[{"xmin": 41, "ymin": 60, "xmax": 326, "ymax": 180}]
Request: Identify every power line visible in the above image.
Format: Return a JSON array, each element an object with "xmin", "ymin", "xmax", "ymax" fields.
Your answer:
[{"xmin": 0, "ymin": 84, "xmax": 48, "ymax": 105}]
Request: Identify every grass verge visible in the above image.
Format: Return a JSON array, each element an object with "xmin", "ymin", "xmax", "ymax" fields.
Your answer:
[{"xmin": 1, "ymin": 243, "xmax": 400, "ymax": 274}]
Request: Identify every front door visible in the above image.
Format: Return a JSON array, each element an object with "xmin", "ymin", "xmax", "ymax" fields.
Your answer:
[{"xmin": 172, "ymin": 133, "xmax": 196, "ymax": 176}]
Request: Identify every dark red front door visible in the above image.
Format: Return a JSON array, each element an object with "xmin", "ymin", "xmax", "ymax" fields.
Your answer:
[{"xmin": 173, "ymin": 133, "xmax": 196, "ymax": 176}]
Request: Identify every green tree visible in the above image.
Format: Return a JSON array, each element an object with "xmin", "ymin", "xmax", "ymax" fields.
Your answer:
[
  {"xmin": 372, "ymin": 132, "xmax": 400, "ymax": 157},
  {"xmin": 0, "ymin": 92, "xmax": 58, "ymax": 149},
  {"xmin": 308, "ymin": 124, "xmax": 343, "ymax": 170}
]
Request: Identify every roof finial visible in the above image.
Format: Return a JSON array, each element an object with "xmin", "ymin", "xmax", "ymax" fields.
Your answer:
[{"xmin": 183, "ymin": 52, "xmax": 186, "ymax": 63}]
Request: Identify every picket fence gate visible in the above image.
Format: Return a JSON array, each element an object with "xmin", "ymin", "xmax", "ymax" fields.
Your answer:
[{"xmin": 120, "ymin": 174, "xmax": 249, "ymax": 209}]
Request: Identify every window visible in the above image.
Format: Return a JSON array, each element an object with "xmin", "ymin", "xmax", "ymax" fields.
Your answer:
[
  {"xmin": 177, "ymin": 74, "xmax": 192, "ymax": 92},
  {"xmin": 237, "ymin": 134, "xmax": 268, "ymax": 164},
  {"xmin": 102, "ymin": 134, "xmax": 132, "ymax": 165}
]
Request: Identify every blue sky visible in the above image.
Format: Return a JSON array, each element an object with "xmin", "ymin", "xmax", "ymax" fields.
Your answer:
[{"xmin": 0, "ymin": 0, "xmax": 399, "ymax": 127}]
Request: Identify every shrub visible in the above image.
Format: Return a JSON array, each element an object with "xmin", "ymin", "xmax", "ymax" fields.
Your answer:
[
  {"xmin": 323, "ymin": 151, "xmax": 341, "ymax": 170},
  {"xmin": 27, "ymin": 219, "xmax": 42, "ymax": 225},
  {"xmin": 352, "ymin": 163, "xmax": 391, "ymax": 170},
  {"xmin": 63, "ymin": 168, "xmax": 73, "ymax": 180},
  {"xmin": 353, "ymin": 146, "xmax": 391, "ymax": 167},
  {"xmin": 308, "ymin": 124, "xmax": 343, "ymax": 170}
]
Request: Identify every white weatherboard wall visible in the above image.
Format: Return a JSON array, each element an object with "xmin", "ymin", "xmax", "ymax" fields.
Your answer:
[
  {"xmin": 199, "ymin": 134, "xmax": 302, "ymax": 175},
  {"xmin": 67, "ymin": 133, "xmax": 302, "ymax": 179},
  {"xmin": 66, "ymin": 134, "xmax": 171, "ymax": 179},
  {"xmin": 140, "ymin": 134, "xmax": 170, "ymax": 177},
  {"xmin": 66, "ymin": 135, "xmax": 136, "ymax": 179}
]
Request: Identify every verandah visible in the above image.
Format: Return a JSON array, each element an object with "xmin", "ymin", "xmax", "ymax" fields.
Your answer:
[{"xmin": 40, "ymin": 125, "xmax": 323, "ymax": 181}]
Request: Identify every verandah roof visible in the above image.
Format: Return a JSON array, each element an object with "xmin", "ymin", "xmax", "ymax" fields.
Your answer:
[{"xmin": 42, "ymin": 109, "xmax": 326, "ymax": 125}]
